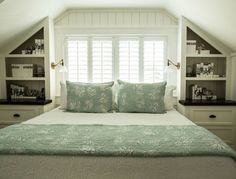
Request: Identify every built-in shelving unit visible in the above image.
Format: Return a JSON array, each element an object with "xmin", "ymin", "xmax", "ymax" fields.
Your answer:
[
  {"xmin": 180, "ymin": 25, "xmax": 229, "ymax": 101},
  {"xmin": 0, "ymin": 17, "xmax": 55, "ymax": 128},
  {"xmin": 1, "ymin": 17, "xmax": 55, "ymax": 102},
  {"xmin": 4, "ymin": 28, "xmax": 46, "ymax": 100},
  {"xmin": 177, "ymin": 17, "xmax": 236, "ymax": 150}
]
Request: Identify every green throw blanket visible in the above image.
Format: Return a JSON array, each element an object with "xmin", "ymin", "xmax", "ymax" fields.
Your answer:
[{"xmin": 0, "ymin": 124, "xmax": 235, "ymax": 159}]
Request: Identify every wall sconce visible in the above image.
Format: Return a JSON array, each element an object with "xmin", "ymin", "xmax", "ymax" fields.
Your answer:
[
  {"xmin": 167, "ymin": 59, "xmax": 180, "ymax": 69},
  {"xmin": 51, "ymin": 59, "xmax": 64, "ymax": 69},
  {"xmin": 51, "ymin": 59, "xmax": 67, "ymax": 72}
]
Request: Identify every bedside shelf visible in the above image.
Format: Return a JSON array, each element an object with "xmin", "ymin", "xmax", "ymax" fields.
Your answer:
[
  {"xmin": 185, "ymin": 77, "xmax": 226, "ymax": 81},
  {"xmin": 5, "ymin": 77, "xmax": 46, "ymax": 81},
  {"xmin": 186, "ymin": 54, "xmax": 226, "ymax": 58},
  {"xmin": 0, "ymin": 99, "xmax": 52, "ymax": 105},
  {"xmin": 6, "ymin": 54, "xmax": 45, "ymax": 58},
  {"xmin": 179, "ymin": 100, "xmax": 236, "ymax": 106}
]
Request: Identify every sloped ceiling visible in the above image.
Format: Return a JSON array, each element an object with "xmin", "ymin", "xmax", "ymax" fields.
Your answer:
[
  {"xmin": 0, "ymin": 0, "xmax": 235, "ymax": 52},
  {"xmin": 166, "ymin": 0, "xmax": 236, "ymax": 53}
]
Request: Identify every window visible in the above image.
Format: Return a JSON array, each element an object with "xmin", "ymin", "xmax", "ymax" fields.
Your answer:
[
  {"xmin": 92, "ymin": 40, "xmax": 113, "ymax": 82},
  {"xmin": 66, "ymin": 36, "xmax": 166, "ymax": 83},
  {"xmin": 143, "ymin": 39, "xmax": 165, "ymax": 82},
  {"xmin": 119, "ymin": 40, "xmax": 139, "ymax": 82},
  {"xmin": 67, "ymin": 39, "xmax": 88, "ymax": 82}
]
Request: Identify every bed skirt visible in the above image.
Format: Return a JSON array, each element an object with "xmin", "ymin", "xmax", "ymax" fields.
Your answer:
[{"xmin": 0, "ymin": 155, "xmax": 235, "ymax": 179}]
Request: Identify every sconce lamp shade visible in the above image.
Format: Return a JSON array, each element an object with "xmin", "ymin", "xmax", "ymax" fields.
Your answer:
[{"xmin": 59, "ymin": 65, "xmax": 68, "ymax": 73}]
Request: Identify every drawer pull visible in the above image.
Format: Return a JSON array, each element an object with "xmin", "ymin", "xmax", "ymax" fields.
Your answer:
[
  {"xmin": 13, "ymin": 114, "xmax": 20, "ymax": 118},
  {"xmin": 209, "ymin": 114, "xmax": 216, "ymax": 119}
]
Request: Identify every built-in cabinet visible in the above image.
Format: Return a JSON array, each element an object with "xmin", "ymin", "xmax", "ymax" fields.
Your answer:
[
  {"xmin": 181, "ymin": 26, "xmax": 229, "ymax": 101},
  {"xmin": 0, "ymin": 17, "xmax": 55, "ymax": 127},
  {"xmin": 185, "ymin": 27, "xmax": 227, "ymax": 101},
  {"xmin": 178, "ymin": 103, "xmax": 236, "ymax": 149},
  {"xmin": 0, "ymin": 101, "xmax": 53, "ymax": 128},
  {"xmin": 178, "ymin": 17, "xmax": 236, "ymax": 150},
  {"xmin": 0, "ymin": 17, "xmax": 55, "ymax": 101},
  {"xmin": 4, "ymin": 27, "xmax": 51, "ymax": 100}
]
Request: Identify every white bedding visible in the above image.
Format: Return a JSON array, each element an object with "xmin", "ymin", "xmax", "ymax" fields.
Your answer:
[{"xmin": 24, "ymin": 108, "xmax": 194, "ymax": 126}]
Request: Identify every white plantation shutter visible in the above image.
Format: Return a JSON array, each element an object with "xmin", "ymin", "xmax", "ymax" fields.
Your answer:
[
  {"xmin": 92, "ymin": 40, "xmax": 113, "ymax": 82},
  {"xmin": 143, "ymin": 40, "xmax": 165, "ymax": 83},
  {"xmin": 66, "ymin": 37, "xmax": 166, "ymax": 83},
  {"xmin": 67, "ymin": 40, "xmax": 88, "ymax": 82},
  {"xmin": 119, "ymin": 40, "xmax": 139, "ymax": 82}
]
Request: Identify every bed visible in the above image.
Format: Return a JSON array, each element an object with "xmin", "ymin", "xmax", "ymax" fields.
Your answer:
[{"xmin": 0, "ymin": 108, "xmax": 235, "ymax": 179}]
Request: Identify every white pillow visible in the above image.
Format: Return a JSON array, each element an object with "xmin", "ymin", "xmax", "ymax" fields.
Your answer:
[
  {"xmin": 60, "ymin": 81, "xmax": 67, "ymax": 109},
  {"xmin": 164, "ymin": 85, "xmax": 176, "ymax": 110}
]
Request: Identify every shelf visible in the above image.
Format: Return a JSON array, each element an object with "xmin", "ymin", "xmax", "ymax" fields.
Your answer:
[
  {"xmin": 186, "ymin": 54, "xmax": 226, "ymax": 58},
  {"xmin": 179, "ymin": 100, "xmax": 236, "ymax": 106},
  {"xmin": 6, "ymin": 54, "xmax": 45, "ymax": 58},
  {"xmin": 5, "ymin": 77, "xmax": 46, "ymax": 81},
  {"xmin": 185, "ymin": 77, "xmax": 226, "ymax": 81},
  {"xmin": 0, "ymin": 99, "xmax": 52, "ymax": 105}
]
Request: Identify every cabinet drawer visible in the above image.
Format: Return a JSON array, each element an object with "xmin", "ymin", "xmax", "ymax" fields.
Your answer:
[
  {"xmin": 204, "ymin": 127, "xmax": 235, "ymax": 145},
  {"xmin": 0, "ymin": 108, "xmax": 40, "ymax": 124},
  {"xmin": 191, "ymin": 110, "xmax": 234, "ymax": 124}
]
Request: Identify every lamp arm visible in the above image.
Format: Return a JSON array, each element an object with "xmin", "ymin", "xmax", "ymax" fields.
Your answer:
[
  {"xmin": 167, "ymin": 59, "xmax": 180, "ymax": 69},
  {"xmin": 51, "ymin": 59, "xmax": 64, "ymax": 69}
]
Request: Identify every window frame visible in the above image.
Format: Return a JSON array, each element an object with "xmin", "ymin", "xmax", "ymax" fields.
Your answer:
[{"xmin": 65, "ymin": 35, "xmax": 168, "ymax": 83}]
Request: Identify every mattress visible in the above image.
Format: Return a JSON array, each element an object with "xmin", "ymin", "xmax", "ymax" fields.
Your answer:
[
  {"xmin": 23, "ymin": 108, "xmax": 194, "ymax": 126},
  {"xmin": 0, "ymin": 108, "xmax": 235, "ymax": 179}
]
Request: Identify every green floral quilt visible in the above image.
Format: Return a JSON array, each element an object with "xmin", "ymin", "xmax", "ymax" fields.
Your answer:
[{"xmin": 0, "ymin": 124, "xmax": 235, "ymax": 159}]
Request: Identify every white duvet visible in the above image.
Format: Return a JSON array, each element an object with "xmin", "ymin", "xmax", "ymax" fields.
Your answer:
[{"xmin": 24, "ymin": 108, "xmax": 194, "ymax": 126}]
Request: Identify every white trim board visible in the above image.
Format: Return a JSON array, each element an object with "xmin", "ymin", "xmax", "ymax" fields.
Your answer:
[
  {"xmin": 181, "ymin": 17, "xmax": 231, "ymax": 56},
  {"xmin": 0, "ymin": 17, "xmax": 49, "ymax": 55}
]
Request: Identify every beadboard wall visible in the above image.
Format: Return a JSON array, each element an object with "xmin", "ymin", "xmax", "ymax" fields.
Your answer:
[
  {"xmin": 55, "ymin": 9, "xmax": 178, "ymax": 28},
  {"xmin": 54, "ymin": 9, "xmax": 179, "ymax": 95}
]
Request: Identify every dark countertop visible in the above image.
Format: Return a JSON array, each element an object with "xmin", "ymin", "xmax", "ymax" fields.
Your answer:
[
  {"xmin": 0, "ymin": 99, "xmax": 52, "ymax": 105},
  {"xmin": 179, "ymin": 100, "xmax": 236, "ymax": 106}
]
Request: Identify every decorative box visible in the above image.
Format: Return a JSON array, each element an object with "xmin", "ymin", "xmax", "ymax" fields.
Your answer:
[
  {"xmin": 200, "ymin": 50, "xmax": 210, "ymax": 55},
  {"xmin": 186, "ymin": 40, "xmax": 197, "ymax": 54},
  {"xmin": 12, "ymin": 64, "xmax": 33, "ymax": 77}
]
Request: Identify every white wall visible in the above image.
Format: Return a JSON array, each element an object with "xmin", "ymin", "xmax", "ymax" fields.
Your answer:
[
  {"xmin": 54, "ymin": 9, "xmax": 179, "ymax": 95},
  {"xmin": 0, "ymin": 55, "xmax": 4, "ymax": 98},
  {"xmin": 231, "ymin": 53, "xmax": 236, "ymax": 100}
]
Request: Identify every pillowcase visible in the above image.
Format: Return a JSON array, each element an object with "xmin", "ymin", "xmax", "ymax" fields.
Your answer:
[
  {"xmin": 66, "ymin": 81, "xmax": 114, "ymax": 113},
  {"xmin": 60, "ymin": 81, "xmax": 67, "ymax": 109},
  {"xmin": 164, "ymin": 86, "xmax": 176, "ymax": 110},
  {"xmin": 111, "ymin": 81, "xmax": 119, "ymax": 111},
  {"xmin": 117, "ymin": 80, "xmax": 167, "ymax": 113}
]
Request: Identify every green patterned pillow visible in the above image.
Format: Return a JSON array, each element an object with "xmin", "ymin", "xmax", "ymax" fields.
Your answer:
[
  {"xmin": 66, "ymin": 81, "xmax": 114, "ymax": 113},
  {"xmin": 117, "ymin": 80, "xmax": 167, "ymax": 113}
]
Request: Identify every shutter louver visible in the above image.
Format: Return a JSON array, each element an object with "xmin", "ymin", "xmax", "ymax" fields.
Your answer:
[
  {"xmin": 92, "ymin": 40, "xmax": 113, "ymax": 82},
  {"xmin": 67, "ymin": 40, "xmax": 88, "ymax": 82},
  {"xmin": 67, "ymin": 37, "xmax": 166, "ymax": 84},
  {"xmin": 119, "ymin": 40, "xmax": 139, "ymax": 82},
  {"xmin": 143, "ymin": 40, "xmax": 165, "ymax": 83}
]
